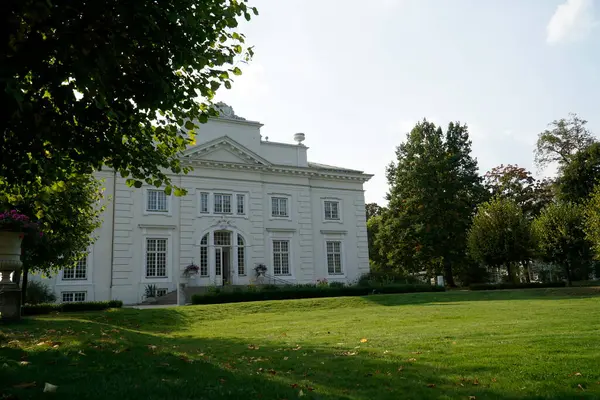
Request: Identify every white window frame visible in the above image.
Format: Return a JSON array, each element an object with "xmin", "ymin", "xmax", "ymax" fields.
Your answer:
[
  {"xmin": 156, "ymin": 288, "xmax": 168, "ymax": 297},
  {"xmin": 199, "ymin": 233, "xmax": 210, "ymax": 277},
  {"xmin": 141, "ymin": 227, "xmax": 174, "ymax": 284},
  {"xmin": 58, "ymin": 246, "xmax": 94, "ymax": 285},
  {"xmin": 322, "ymin": 198, "xmax": 343, "ymax": 223},
  {"xmin": 236, "ymin": 193, "xmax": 246, "ymax": 215},
  {"xmin": 269, "ymin": 231, "xmax": 294, "ymax": 278},
  {"xmin": 145, "ymin": 237, "xmax": 169, "ymax": 279},
  {"xmin": 199, "ymin": 192, "xmax": 209, "ymax": 214},
  {"xmin": 61, "ymin": 291, "xmax": 87, "ymax": 303},
  {"xmin": 196, "ymin": 189, "xmax": 248, "ymax": 218},
  {"xmin": 270, "ymin": 194, "xmax": 292, "ymax": 220},
  {"xmin": 144, "ymin": 188, "xmax": 172, "ymax": 215},
  {"xmin": 325, "ymin": 240, "xmax": 343, "ymax": 275},
  {"xmin": 237, "ymin": 234, "xmax": 246, "ymax": 276},
  {"xmin": 323, "ymin": 232, "xmax": 346, "ymax": 278},
  {"xmin": 213, "ymin": 193, "xmax": 233, "ymax": 214}
]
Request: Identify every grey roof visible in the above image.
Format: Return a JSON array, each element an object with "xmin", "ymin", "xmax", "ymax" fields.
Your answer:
[{"xmin": 308, "ymin": 162, "xmax": 365, "ymax": 174}]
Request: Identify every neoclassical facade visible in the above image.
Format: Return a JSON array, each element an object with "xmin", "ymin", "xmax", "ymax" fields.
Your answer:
[{"xmin": 33, "ymin": 104, "xmax": 372, "ymax": 305}]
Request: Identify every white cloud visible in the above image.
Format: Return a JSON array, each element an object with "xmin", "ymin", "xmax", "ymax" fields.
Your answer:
[{"xmin": 546, "ymin": 0, "xmax": 596, "ymax": 44}]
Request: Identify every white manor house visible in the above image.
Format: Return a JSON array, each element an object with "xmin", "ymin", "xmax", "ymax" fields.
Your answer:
[{"xmin": 33, "ymin": 104, "xmax": 372, "ymax": 305}]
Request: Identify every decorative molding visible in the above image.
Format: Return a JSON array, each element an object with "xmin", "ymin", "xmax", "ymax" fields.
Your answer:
[
  {"xmin": 266, "ymin": 228, "xmax": 297, "ymax": 233},
  {"xmin": 183, "ymin": 136, "xmax": 272, "ymax": 167},
  {"xmin": 211, "ymin": 218, "xmax": 237, "ymax": 230},
  {"xmin": 320, "ymin": 229, "xmax": 348, "ymax": 235},
  {"xmin": 213, "ymin": 102, "xmax": 246, "ymax": 121},
  {"xmin": 138, "ymin": 224, "xmax": 177, "ymax": 230}
]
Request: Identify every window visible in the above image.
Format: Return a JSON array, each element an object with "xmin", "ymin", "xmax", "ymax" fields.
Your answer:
[
  {"xmin": 63, "ymin": 255, "xmax": 87, "ymax": 280},
  {"xmin": 62, "ymin": 291, "xmax": 86, "ymax": 303},
  {"xmin": 324, "ymin": 201, "xmax": 340, "ymax": 220},
  {"xmin": 237, "ymin": 194, "xmax": 245, "ymax": 215},
  {"xmin": 200, "ymin": 192, "xmax": 209, "ymax": 213},
  {"xmin": 214, "ymin": 194, "xmax": 232, "ymax": 214},
  {"xmin": 326, "ymin": 241, "xmax": 343, "ymax": 275},
  {"xmin": 146, "ymin": 238, "xmax": 167, "ymax": 278},
  {"xmin": 199, "ymin": 234, "xmax": 209, "ymax": 276},
  {"xmin": 273, "ymin": 240, "xmax": 290, "ymax": 275},
  {"xmin": 214, "ymin": 231, "xmax": 231, "ymax": 246},
  {"xmin": 237, "ymin": 234, "xmax": 245, "ymax": 276},
  {"xmin": 271, "ymin": 197, "xmax": 289, "ymax": 218},
  {"xmin": 157, "ymin": 288, "xmax": 168, "ymax": 297},
  {"xmin": 147, "ymin": 189, "xmax": 168, "ymax": 212}
]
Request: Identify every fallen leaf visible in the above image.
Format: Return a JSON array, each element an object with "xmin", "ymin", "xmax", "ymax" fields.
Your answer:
[
  {"xmin": 19, "ymin": 361, "xmax": 30, "ymax": 366},
  {"xmin": 268, "ymin": 369, "xmax": 277, "ymax": 375},
  {"xmin": 43, "ymin": 383, "xmax": 58, "ymax": 393},
  {"xmin": 36, "ymin": 342, "xmax": 46, "ymax": 346},
  {"xmin": 290, "ymin": 383, "xmax": 299, "ymax": 388},
  {"xmin": 397, "ymin": 366, "xmax": 404, "ymax": 372},
  {"xmin": 78, "ymin": 350, "xmax": 86, "ymax": 356},
  {"xmin": 147, "ymin": 345, "xmax": 157, "ymax": 351},
  {"xmin": 306, "ymin": 386, "xmax": 315, "ymax": 391},
  {"xmin": 575, "ymin": 372, "xmax": 582, "ymax": 377},
  {"xmin": 427, "ymin": 384, "xmax": 436, "ymax": 388},
  {"xmin": 248, "ymin": 344, "xmax": 259, "ymax": 350},
  {"xmin": 408, "ymin": 358, "xmax": 417, "ymax": 362},
  {"xmin": 13, "ymin": 382, "xmax": 36, "ymax": 389},
  {"xmin": 298, "ymin": 389, "xmax": 304, "ymax": 397},
  {"xmin": 491, "ymin": 378, "xmax": 497, "ymax": 383},
  {"xmin": 284, "ymin": 357, "xmax": 289, "ymax": 360},
  {"xmin": 360, "ymin": 338, "xmax": 368, "ymax": 343},
  {"xmin": 473, "ymin": 378, "xmax": 479, "ymax": 386},
  {"xmin": 219, "ymin": 378, "xmax": 226, "ymax": 384},
  {"xmin": 578, "ymin": 384, "xmax": 585, "ymax": 391},
  {"xmin": 469, "ymin": 396, "xmax": 476, "ymax": 400}
]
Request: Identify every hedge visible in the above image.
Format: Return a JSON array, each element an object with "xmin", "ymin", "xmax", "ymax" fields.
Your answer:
[
  {"xmin": 191, "ymin": 284, "xmax": 445, "ymax": 305},
  {"xmin": 469, "ymin": 282, "xmax": 567, "ymax": 291},
  {"xmin": 22, "ymin": 300, "xmax": 123, "ymax": 316}
]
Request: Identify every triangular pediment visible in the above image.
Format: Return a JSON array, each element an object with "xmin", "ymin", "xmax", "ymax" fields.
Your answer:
[{"xmin": 182, "ymin": 136, "xmax": 271, "ymax": 166}]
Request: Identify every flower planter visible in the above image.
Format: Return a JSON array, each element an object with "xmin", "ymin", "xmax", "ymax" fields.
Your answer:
[{"xmin": 0, "ymin": 231, "xmax": 23, "ymax": 285}]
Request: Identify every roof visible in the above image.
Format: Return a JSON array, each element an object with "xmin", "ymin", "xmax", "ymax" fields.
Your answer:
[{"xmin": 308, "ymin": 162, "xmax": 365, "ymax": 174}]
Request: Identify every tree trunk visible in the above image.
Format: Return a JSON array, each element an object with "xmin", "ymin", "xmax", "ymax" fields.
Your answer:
[
  {"xmin": 524, "ymin": 261, "xmax": 531, "ymax": 283},
  {"xmin": 564, "ymin": 263, "xmax": 572, "ymax": 287},
  {"xmin": 21, "ymin": 265, "xmax": 29, "ymax": 304},
  {"xmin": 506, "ymin": 263, "xmax": 518, "ymax": 284},
  {"xmin": 443, "ymin": 260, "xmax": 456, "ymax": 287}
]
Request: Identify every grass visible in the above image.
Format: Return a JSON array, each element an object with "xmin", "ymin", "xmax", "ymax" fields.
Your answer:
[{"xmin": 1, "ymin": 287, "xmax": 600, "ymax": 399}]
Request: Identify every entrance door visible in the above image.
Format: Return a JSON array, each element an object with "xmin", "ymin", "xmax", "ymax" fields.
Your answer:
[
  {"xmin": 223, "ymin": 247, "xmax": 233, "ymax": 284},
  {"xmin": 215, "ymin": 247, "xmax": 223, "ymax": 286}
]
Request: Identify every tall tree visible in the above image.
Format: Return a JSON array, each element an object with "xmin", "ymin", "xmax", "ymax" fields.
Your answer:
[
  {"xmin": 365, "ymin": 203, "xmax": 383, "ymax": 221},
  {"xmin": 484, "ymin": 164, "xmax": 538, "ymax": 217},
  {"xmin": 379, "ymin": 120, "xmax": 485, "ymax": 285},
  {"xmin": 0, "ymin": 174, "xmax": 104, "ymax": 302},
  {"xmin": 557, "ymin": 143, "xmax": 600, "ymax": 204},
  {"xmin": 533, "ymin": 202, "xmax": 594, "ymax": 285},
  {"xmin": 535, "ymin": 113, "xmax": 595, "ymax": 172},
  {"xmin": 585, "ymin": 186, "xmax": 600, "ymax": 261},
  {"xmin": 2, "ymin": 0, "xmax": 257, "ymax": 191},
  {"xmin": 467, "ymin": 197, "xmax": 534, "ymax": 283}
]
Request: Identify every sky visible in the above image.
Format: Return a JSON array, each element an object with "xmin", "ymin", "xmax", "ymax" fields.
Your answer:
[{"xmin": 215, "ymin": 0, "xmax": 600, "ymax": 205}]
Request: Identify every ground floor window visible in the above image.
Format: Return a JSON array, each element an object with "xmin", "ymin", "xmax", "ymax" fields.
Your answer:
[
  {"xmin": 62, "ymin": 291, "xmax": 86, "ymax": 303},
  {"xmin": 146, "ymin": 238, "xmax": 168, "ymax": 278},
  {"xmin": 273, "ymin": 240, "xmax": 290, "ymax": 275},
  {"xmin": 156, "ymin": 288, "xmax": 168, "ymax": 297},
  {"xmin": 326, "ymin": 240, "xmax": 343, "ymax": 275}
]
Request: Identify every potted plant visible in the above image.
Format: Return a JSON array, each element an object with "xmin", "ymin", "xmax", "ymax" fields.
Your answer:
[
  {"xmin": 254, "ymin": 263, "xmax": 267, "ymax": 277},
  {"xmin": 183, "ymin": 263, "xmax": 200, "ymax": 278},
  {"xmin": 0, "ymin": 210, "xmax": 39, "ymax": 284},
  {"xmin": 144, "ymin": 284, "xmax": 158, "ymax": 304}
]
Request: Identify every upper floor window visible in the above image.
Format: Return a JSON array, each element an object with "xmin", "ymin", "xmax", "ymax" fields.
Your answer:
[
  {"xmin": 146, "ymin": 238, "xmax": 168, "ymax": 278},
  {"xmin": 324, "ymin": 200, "xmax": 340, "ymax": 221},
  {"xmin": 271, "ymin": 197, "xmax": 289, "ymax": 218},
  {"xmin": 199, "ymin": 192, "xmax": 209, "ymax": 214},
  {"xmin": 236, "ymin": 194, "xmax": 245, "ymax": 215},
  {"xmin": 63, "ymin": 254, "xmax": 87, "ymax": 280},
  {"xmin": 147, "ymin": 189, "xmax": 168, "ymax": 212},
  {"xmin": 214, "ymin": 194, "xmax": 232, "ymax": 214}
]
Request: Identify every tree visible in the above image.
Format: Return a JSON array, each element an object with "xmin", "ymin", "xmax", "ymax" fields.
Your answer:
[
  {"xmin": 484, "ymin": 164, "xmax": 537, "ymax": 217},
  {"xmin": 533, "ymin": 202, "xmax": 594, "ymax": 285},
  {"xmin": 557, "ymin": 143, "xmax": 600, "ymax": 203},
  {"xmin": 2, "ymin": 0, "xmax": 257, "ymax": 191},
  {"xmin": 585, "ymin": 186, "xmax": 600, "ymax": 261},
  {"xmin": 467, "ymin": 197, "xmax": 534, "ymax": 283},
  {"xmin": 0, "ymin": 174, "xmax": 104, "ymax": 302},
  {"xmin": 379, "ymin": 120, "xmax": 485, "ymax": 285},
  {"xmin": 367, "ymin": 214, "xmax": 388, "ymax": 272},
  {"xmin": 535, "ymin": 113, "xmax": 595, "ymax": 172},
  {"xmin": 365, "ymin": 203, "xmax": 383, "ymax": 221}
]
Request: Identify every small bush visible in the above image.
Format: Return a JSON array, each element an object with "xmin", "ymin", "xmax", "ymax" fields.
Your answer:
[
  {"xmin": 22, "ymin": 300, "xmax": 123, "ymax": 316},
  {"xmin": 357, "ymin": 271, "xmax": 423, "ymax": 287},
  {"xmin": 191, "ymin": 284, "xmax": 444, "ymax": 305},
  {"xmin": 25, "ymin": 281, "xmax": 57, "ymax": 305},
  {"xmin": 329, "ymin": 281, "xmax": 345, "ymax": 288},
  {"xmin": 469, "ymin": 282, "xmax": 567, "ymax": 291}
]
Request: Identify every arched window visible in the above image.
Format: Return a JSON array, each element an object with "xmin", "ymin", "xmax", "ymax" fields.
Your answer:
[
  {"xmin": 237, "ymin": 234, "xmax": 245, "ymax": 276},
  {"xmin": 200, "ymin": 234, "xmax": 209, "ymax": 276}
]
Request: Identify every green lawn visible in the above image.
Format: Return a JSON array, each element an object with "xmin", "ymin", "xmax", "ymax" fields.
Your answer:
[{"xmin": 1, "ymin": 288, "xmax": 600, "ymax": 399}]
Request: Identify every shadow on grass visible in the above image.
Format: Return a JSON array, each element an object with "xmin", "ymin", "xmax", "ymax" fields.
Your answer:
[
  {"xmin": 1, "ymin": 316, "xmax": 598, "ymax": 400},
  {"xmin": 362, "ymin": 287, "xmax": 600, "ymax": 307}
]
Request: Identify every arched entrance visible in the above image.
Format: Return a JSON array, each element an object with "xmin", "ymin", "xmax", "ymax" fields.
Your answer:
[{"xmin": 198, "ymin": 229, "xmax": 246, "ymax": 286}]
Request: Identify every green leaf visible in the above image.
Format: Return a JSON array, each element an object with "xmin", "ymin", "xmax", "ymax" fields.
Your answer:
[
  {"xmin": 232, "ymin": 67, "xmax": 242, "ymax": 76},
  {"xmin": 224, "ymin": 81, "xmax": 232, "ymax": 89},
  {"xmin": 184, "ymin": 120, "xmax": 196, "ymax": 130},
  {"xmin": 133, "ymin": 181, "xmax": 143, "ymax": 189},
  {"xmin": 164, "ymin": 186, "xmax": 172, "ymax": 196}
]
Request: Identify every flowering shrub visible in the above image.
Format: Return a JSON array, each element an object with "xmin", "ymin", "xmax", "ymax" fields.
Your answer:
[
  {"xmin": 316, "ymin": 278, "xmax": 328, "ymax": 287},
  {"xmin": 0, "ymin": 210, "xmax": 40, "ymax": 234}
]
